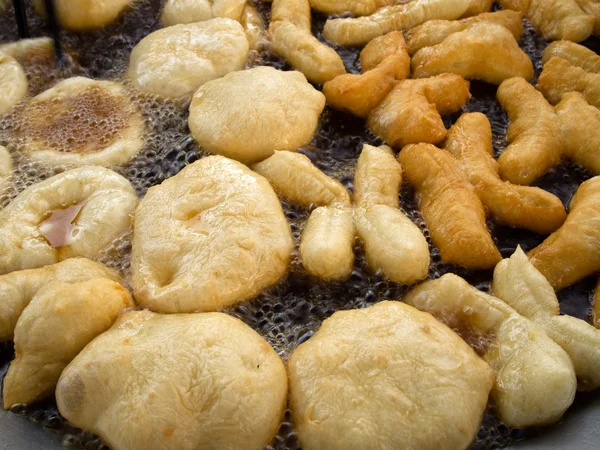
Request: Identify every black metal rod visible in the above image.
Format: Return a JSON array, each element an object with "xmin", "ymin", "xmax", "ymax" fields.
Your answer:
[
  {"xmin": 12, "ymin": 0, "xmax": 29, "ymax": 38},
  {"xmin": 43, "ymin": 0, "xmax": 64, "ymax": 64}
]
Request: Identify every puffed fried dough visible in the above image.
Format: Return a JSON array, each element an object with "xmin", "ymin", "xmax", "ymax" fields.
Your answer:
[
  {"xmin": 354, "ymin": 144, "xmax": 430, "ymax": 284},
  {"xmin": 444, "ymin": 113, "xmax": 566, "ymax": 233},
  {"xmin": 575, "ymin": 0, "xmax": 600, "ymax": 35},
  {"xmin": 269, "ymin": 0, "xmax": 345, "ymax": 84},
  {"xmin": 493, "ymin": 247, "xmax": 600, "ymax": 391},
  {"xmin": 556, "ymin": 92, "xmax": 600, "ymax": 174},
  {"xmin": 461, "ymin": 0, "xmax": 494, "ymax": 17},
  {"xmin": 529, "ymin": 176, "xmax": 600, "ymax": 290},
  {"xmin": 497, "ymin": 77, "xmax": 563, "ymax": 185},
  {"xmin": 56, "ymin": 311, "xmax": 288, "ymax": 450},
  {"xmin": 308, "ymin": 0, "xmax": 396, "ymax": 16},
  {"xmin": 406, "ymin": 10, "xmax": 523, "ymax": 55},
  {"xmin": 527, "ymin": 0, "xmax": 594, "ymax": 42},
  {"xmin": 2, "ymin": 279, "xmax": 133, "ymax": 408},
  {"xmin": 160, "ymin": 0, "xmax": 247, "ymax": 25},
  {"xmin": 412, "ymin": 23, "xmax": 534, "ymax": 84},
  {"xmin": 367, "ymin": 73, "xmax": 470, "ymax": 147},
  {"xmin": 0, "ymin": 51, "xmax": 27, "ymax": 115},
  {"xmin": 0, "ymin": 167, "xmax": 137, "ymax": 275},
  {"xmin": 399, "ymin": 143, "xmax": 501, "ymax": 269},
  {"xmin": 241, "ymin": 4, "xmax": 267, "ymax": 51},
  {"xmin": 322, "ymin": 0, "xmax": 471, "ymax": 47},
  {"xmin": 543, "ymin": 40, "xmax": 600, "ymax": 73},
  {"xmin": 0, "ymin": 258, "xmax": 120, "ymax": 341},
  {"xmin": 404, "ymin": 274, "xmax": 577, "ymax": 427},
  {"xmin": 538, "ymin": 57, "xmax": 600, "ymax": 108},
  {"xmin": 289, "ymin": 301, "xmax": 494, "ymax": 450},
  {"xmin": 323, "ymin": 32, "xmax": 410, "ymax": 118},
  {"xmin": 33, "ymin": 0, "xmax": 134, "ymax": 31},
  {"xmin": 131, "ymin": 156, "xmax": 294, "ymax": 313}
]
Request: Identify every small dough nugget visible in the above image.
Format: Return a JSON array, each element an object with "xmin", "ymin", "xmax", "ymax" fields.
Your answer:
[
  {"xmin": 57, "ymin": 311, "xmax": 287, "ymax": 450},
  {"xmin": 289, "ymin": 301, "xmax": 494, "ymax": 450},
  {"xmin": 494, "ymin": 247, "xmax": 600, "ymax": 391},
  {"xmin": 542, "ymin": 40, "xmax": 600, "ymax": 73},
  {"xmin": 3, "ymin": 278, "xmax": 133, "ymax": 408},
  {"xmin": 538, "ymin": 56, "xmax": 600, "ymax": 108},
  {"xmin": 323, "ymin": 32, "xmax": 410, "ymax": 118},
  {"xmin": 529, "ymin": 176, "xmax": 600, "ymax": 290},
  {"xmin": 0, "ymin": 167, "xmax": 137, "ymax": 275},
  {"xmin": 253, "ymin": 151, "xmax": 354, "ymax": 280},
  {"xmin": 0, "ymin": 51, "xmax": 27, "ymax": 115},
  {"xmin": 269, "ymin": 0, "xmax": 345, "ymax": 84},
  {"xmin": 241, "ymin": 4, "xmax": 267, "ymax": 51},
  {"xmin": 354, "ymin": 144, "xmax": 430, "ymax": 284},
  {"xmin": 444, "ymin": 112, "xmax": 566, "ymax": 233},
  {"xmin": 497, "ymin": 77, "xmax": 563, "ymax": 185},
  {"xmin": 189, "ymin": 67, "xmax": 325, "ymax": 164},
  {"xmin": 0, "ymin": 258, "xmax": 121, "ymax": 341},
  {"xmin": 16, "ymin": 77, "xmax": 144, "ymax": 167},
  {"xmin": 399, "ymin": 143, "xmax": 501, "ymax": 269},
  {"xmin": 131, "ymin": 156, "xmax": 293, "ymax": 313},
  {"xmin": 368, "ymin": 73, "xmax": 471, "ymax": 147},
  {"xmin": 412, "ymin": 23, "xmax": 534, "ymax": 84},
  {"xmin": 322, "ymin": 0, "xmax": 471, "ymax": 47},
  {"xmin": 128, "ymin": 19, "xmax": 249, "ymax": 99},
  {"xmin": 405, "ymin": 274, "xmax": 577, "ymax": 428},
  {"xmin": 556, "ymin": 92, "xmax": 600, "ymax": 174},
  {"xmin": 32, "ymin": 0, "xmax": 134, "ymax": 31},
  {"xmin": 161, "ymin": 0, "xmax": 247, "ymax": 26},
  {"xmin": 406, "ymin": 10, "xmax": 524, "ymax": 55}
]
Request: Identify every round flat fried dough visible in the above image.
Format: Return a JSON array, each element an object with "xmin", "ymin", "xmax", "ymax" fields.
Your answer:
[
  {"xmin": 0, "ymin": 51, "xmax": 27, "ymax": 115},
  {"xmin": 16, "ymin": 77, "xmax": 144, "ymax": 167},
  {"xmin": 289, "ymin": 301, "xmax": 494, "ymax": 450},
  {"xmin": 32, "ymin": 0, "xmax": 134, "ymax": 31},
  {"xmin": 161, "ymin": 0, "xmax": 247, "ymax": 25},
  {"xmin": 188, "ymin": 66, "xmax": 325, "ymax": 164},
  {"xmin": 127, "ymin": 19, "xmax": 249, "ymax": 99},
  {"xmin": 57, "ymin": 310, "xmax": 288, "ymax": 450},
  {"xmin": 131, "ymin": 155, "xmax": 294, "ymax": 313}
]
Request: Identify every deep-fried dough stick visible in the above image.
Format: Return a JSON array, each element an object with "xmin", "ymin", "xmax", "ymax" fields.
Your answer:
[
  {"xmin": 499, "ymin": 0, "xmax": 594, "ymax": 42},
  {"xmin": 353, "ymin": 144, "xmax": 430, "ymax": 284},
  {"xmin": 543, "ymin": 40, "xmax": 600, "ymax": 73},
  {"xmin": 322, "ymin": 0, "xmax": 471, "ymax": 47},
  {"xmin": 529, "ymin": 176, "xmax": 600, "ymax": 290},
  {"xmin": 323, "ymin": 32, "xmax": 410, "ymax": 118},
  {"xmin": 493, "ymin": 246, "xmax": 600, "ymax": 391},
  {"xmin": 412, "ymin": 23, "xmax": 534, "ymax": 84},
  {"xmin": 497, "ymin": 77, "xmax": 563, "ymax": 185},
  {"xmin": 241, "ymin": 3, "xmax": 267, "ymax": 51},
  {"xmin": 399, "ymin": 143, "xmax": 501, "ymax": 269},
  {"xmin": 444, "ymin": 113, "xmax": 566, "ymax": 233},
  {"xmin": 269, "ymin": 0, "xmax": 345, "ymax": 84},
  {"xmin": 556, "ymin": 92, "xmax": 600, "ymax": 174},
  {"xmin": 253, "ymin": 151, "xmax": 355, "ymax": 280},
  {"xmin": 307, "ymin": 0, "xmax": 397, "ymax": 16},
  {"xmin": 575, "ymin": 0, "xmax": 600, "ymax": 35},
  {"xmin": 367, "ymin": 73, "xmax": 470, "ymax": 148},
  {"xmin": 462, "ymin": 0, "xmax": 494, "ymax": 17},
  {"xmin": 404, "ymin": 273, "xmax": 576, "ymax": 428},
  {"xmin": 538, "ymin": 56, "xmax": 600, "ymax": 108},
  {"xmin": 406, "ymin": 10, "xmax": 523, "ymax": 55}
]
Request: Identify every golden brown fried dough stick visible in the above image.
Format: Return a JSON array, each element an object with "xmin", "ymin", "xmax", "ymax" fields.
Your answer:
[
  {"xmin": 241, "ymin": 4, "xmax": 267, "ymax": 51},
  {"xmin": 406, "ymin": 10, "xmax": 523, "ymax": 55},
  {"xmin": 556, "ymin": 92, "xmax": 600, "ymax": 174},
  {"xmin": 322, "ymin": 0, "xmax": 471, "ymax": 47},
  {"xmin": 575, "ymin": 0, "xmax": 600, "ymax": 35},
  {"xmin": 308, "ymin": 0, "xmax": 397, "ymax": 16},
  {"xmin": 399, "ymin": 143, "xmax": 501, "ymax": 269},
  {"xmin": 353, "ymin": 144, "xmax": 430, "ymax": 284},
  {"xmin": 461, "ymin": 0, "xmax": 494, "ymax": 17},
  {"xmin": 367, "ymin": 73, "xmax": 471, "ymax": 148},
  {"xmin": 543, "ymin": 41, "xmax": 600, "ymax": 73},
  {"xmin": 444, "ymin": 113, "xmax": 566, "ymax": 234},
  {"xmin": 529, "ymin": 176, "xmax": 600, "ymax": 289},
  {"xmin": 497, "ymin": 77, "xmax": 563, "ymax": 185},
  {"xmin": 269, "ymin": 0, "xmax": 345, "ymax": 84},
  {"xmin": 538, "ymin": 57, "xmax": 600, "ymax": 108},
  {"xmin": 412, "ymin": 23, "xmax": 534, "ymax": 84},
  {"xmin": 323, "ymin": 32, "xmax": 410, "ymax": 118}
]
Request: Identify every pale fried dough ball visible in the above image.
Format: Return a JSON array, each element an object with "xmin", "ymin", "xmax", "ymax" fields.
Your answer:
[
  {"xmin": 128, "ymin": 19, "xmax": 249, "ymax": 99},
  {"xmin": 160, "ymin": 0, "xmax": 247, "ymax": 26},
  {"xmin": 131, "ymin": 155, "xmax": 293, "ymax": 313},
  {"xmin": 0, "ymin": 51, "xmax": 27, "ymax": 115},
  {"xmin": 188, "ymin": 67, "xmax": 325, "ymax": 164},
  {"xmin": 32, "ymin": 0, "xmax": 135, "ymax": 31},
  {"xmin": 57, "ymin": 311, "xmax": 288, "ymax": 450},
  {"xmin": 289, "ymin": 301, "xmax": 494, "ymax": 450}
]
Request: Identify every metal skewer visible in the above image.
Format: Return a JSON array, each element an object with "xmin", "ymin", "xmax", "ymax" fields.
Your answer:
[{"xmin": 11, "ymin": 0, "xmax": 28, "ymax": 38}]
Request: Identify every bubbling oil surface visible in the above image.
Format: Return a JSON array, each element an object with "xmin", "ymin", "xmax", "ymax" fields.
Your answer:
[{"xmin": 0, "ymin": 1, "xmax": 598, "ymax": 449}]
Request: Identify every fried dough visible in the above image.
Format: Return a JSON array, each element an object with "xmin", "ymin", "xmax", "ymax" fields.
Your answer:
[
  {"xmin": 538, "ymin": 56, "xmax": 600, "ymax": 108},
  {"xmin": 32, "ymin": 0, "xmax": 134, "ymax": 31},
  {"xmin": 160, "ymin": 0, "xmax": 246, "ymax": 25},
  {"xmin": 0, "ymin": 51, "xmax": 27, "ymax": 116},
  {"xmin": 542, "ymin": 40, "xmax": 600, "ymax": 73},
  {"xmin": 241, "ymin": 3, "xmax": 267, "ymax": 51}
]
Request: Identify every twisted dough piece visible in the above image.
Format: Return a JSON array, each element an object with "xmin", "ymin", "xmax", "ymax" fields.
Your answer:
[
  {"xmin": 404, "ymin": 273, "xmax": 577, "ymax": 428},
  {"xmin": 444, "ymin": 113, "xmax": 566, "ymax": 234},
  {"xmin": 543, "ymin": 40, "xmax": 600, "ymax": 73},
  {"xmin": 538, "ymin": 56, "xmax": 600, "ymax": 108},
  {"xmin": 353, "ymin": 144, "xmax": 430, "ymax": 284}
]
